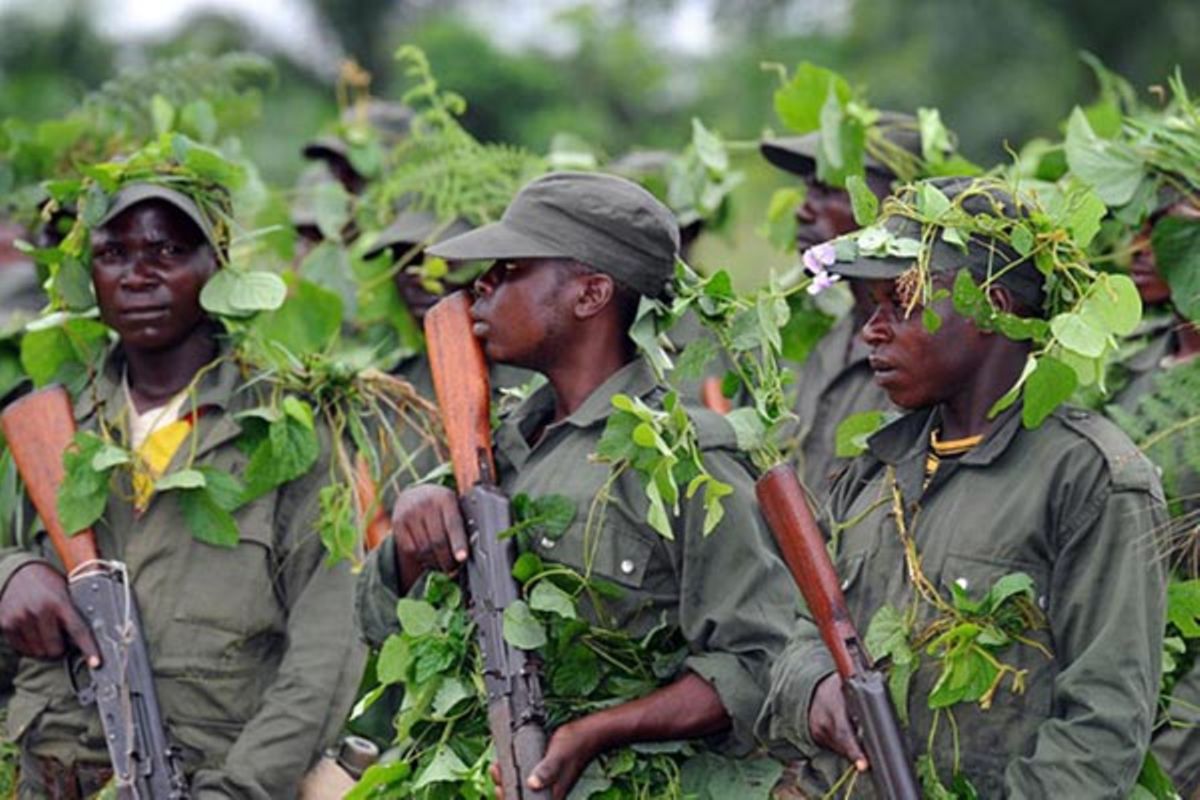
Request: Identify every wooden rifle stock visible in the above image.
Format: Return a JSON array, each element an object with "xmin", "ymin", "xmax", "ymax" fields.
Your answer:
[
  {"xmin": 423, "ymin": 291, "xmax": 550, "ymax": 800},
  {"xmin": 424, "ymin": 291, "xmax": 495, "ymax": 489},
  {"xmin": 700, "ymin": 377, "xmax": 732, "ymax": 415},
  {"xmin": 756, "ymin": 464, "xmax": 920, "ymax": 800},
  {"xmin": 0, "ymin": 386, "xmax": 100, "ymax": 572}
]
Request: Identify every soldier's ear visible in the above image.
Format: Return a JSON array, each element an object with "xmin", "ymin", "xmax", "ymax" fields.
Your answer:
[
  {"xmin": 986, "ymin": 284, "xmax": 1018, "ymax": 315},
  {"xmin": 574, "ymin": 272, "xmax": 615, "ymax": 320}
]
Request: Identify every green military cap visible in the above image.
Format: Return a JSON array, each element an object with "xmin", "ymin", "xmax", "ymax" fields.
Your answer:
[
  {"xmin": 830, "ymin": 177, "xmax": 1046, "ymax": 310},
  {"xmin": 98, "ymin": 183, "xmax": 227, "ymax": 253},
  {"xmin": 760, "ymin": 110, "xmax": 924, "ymax": 180},
  {"xmin": 363, "ymin": 208, "xmax": 473, "ymax": 261},
  {"xmin": 302, "ymin": 100, "xmax": 413, "ymax": 162},
  {"xmin": 427, "ymin": 171, "xmax": 680, "ymax": 299}
]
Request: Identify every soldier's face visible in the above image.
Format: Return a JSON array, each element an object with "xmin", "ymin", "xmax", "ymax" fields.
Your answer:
[
  {"xmin": 92, "ymin": 201, "xmax": 217, "ymax": 352},
  {"xmin": 795, "ymin": 181, "xmax": 857, "ymax": 253},
  {"xmin": 470, "ymin": 258, "xmax": 574, "ymax": 368},
  {"xmin": 1131, "ymin": 202, "xmax": 1200, "ymax": 306},
  {"xmin": 860, "ymin": 275, "xmax": 984, "ymax": 409}
]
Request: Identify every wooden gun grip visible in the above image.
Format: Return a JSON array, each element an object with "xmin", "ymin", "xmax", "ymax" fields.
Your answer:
[
  {"xmin": 1, "ymin": 386, "xmax": 100, "ymax": 572},
  {"xmin": 424, "ymin": 291, "xmax": 495, "ymax": 491}
]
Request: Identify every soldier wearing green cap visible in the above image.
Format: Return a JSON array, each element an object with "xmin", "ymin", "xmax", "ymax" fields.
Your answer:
[
  {"xmin": 762, "ymin": 112, "xmax": 955, "ymax": 497},
  {"xmin": 356, "ymin": 171, "xmax": 801, "ymax": 797},
  {"xmin": 761, "ymin": 178, "xmax": 1166, "ymax": 798},
  {"xmin": 0, "ymin": 181, "xmax": 365, "ymax": 797}
]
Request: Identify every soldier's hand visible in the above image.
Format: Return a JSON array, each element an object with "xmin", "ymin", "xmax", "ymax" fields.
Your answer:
[
  {"xmin": 809, "ymin": 673, "xmax": 868, "ymax": 772},
  {"xmin": 0, "ymin": 562, "xmax": 100, "ymax": 667},
  {"xmin": 490, "ymin": 719, "xmax": 600, "ymax": 800},
  {"xmin": 392, "ymin": 484, "xmax": 469, "ymax": 581}
]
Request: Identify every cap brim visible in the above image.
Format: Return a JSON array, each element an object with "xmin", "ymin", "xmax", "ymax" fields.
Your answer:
[
  {"xmin": 302, "ymin": 136, "xmax": 349, "ymax": 161},
  {"xmin": 364, "ymin": 212, "xmax": 474, "ymax": 260},
  {"xmin": 830, "ymin": 255, "xmax": 911, "ymax": 281},
  {"xmin": 99, "ymin": 184, "xmax": 219, "ymax": 251},
  {"xmin": 426, "ymin": 220, "xmax": 566, "ymax": 263},
  {"xmin": 760, "ymin": 135, "xmax": 819, "ymax": 177}
]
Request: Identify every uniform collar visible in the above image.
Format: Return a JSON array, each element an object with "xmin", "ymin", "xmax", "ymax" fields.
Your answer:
[
  {"xmin": 76, "ymin": 341, "xmax": 248, "ymax": 456},
  {"xmin": 496, "ymin": 357, "xmax": 659, "ymax": 468},
  {"xmin": 867, "ymin": 401, "xmax": 1024, "ymax": 470}
]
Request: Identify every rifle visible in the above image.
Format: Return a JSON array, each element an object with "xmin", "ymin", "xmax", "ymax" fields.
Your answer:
[
  {"xmin": 1, "ymin": 386, "xmax": 190, "ymax": 799},
  {"xmin": 756, "ymin": 464, "xmax": 920, "ymax": 800},
  {"xmin": 424, "ymin": 291, "xmax": 550, "ymax": 800}
]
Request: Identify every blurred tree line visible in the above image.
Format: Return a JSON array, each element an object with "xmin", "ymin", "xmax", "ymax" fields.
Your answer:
[{"xmin": 1, "ymin": 0, "xmax": 1197, "ymax": 281}]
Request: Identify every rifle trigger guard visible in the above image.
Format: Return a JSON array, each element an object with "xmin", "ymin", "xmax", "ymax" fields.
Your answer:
[{"xmin": 64, "ymin": 654, "xmax": 96, "ymax": 705}]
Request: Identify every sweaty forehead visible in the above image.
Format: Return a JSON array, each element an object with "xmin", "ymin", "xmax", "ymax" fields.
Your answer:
[{"xmin": 94, "ymin": 199, "xmax": 206, "ymax": 246}]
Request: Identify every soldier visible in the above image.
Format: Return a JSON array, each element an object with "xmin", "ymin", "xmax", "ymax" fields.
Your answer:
[
  {"xmin": 761, "ymin": 112, "xmax": 928, "ymax": 496},
  {"xmin": 0, "ymin": 182, "xmax": 365, "ymax": 797},
  {"xmin": 356, "ymin": 172, "xmax": 800, "ymax": 798},
  {"xmin": 0, "ymin": 221, "xmax": 43, "ymax": 329},
  {"xmin": 301, "ymin": 100, "xmax": 412, "ymax": 197},
  {"xmin": 1111, "ymin": 192, "xmax": 1200, "ymax": 795},
  {"xmin": 762, "ymin": 179, "xmax": 1167, "ymax": 797}
]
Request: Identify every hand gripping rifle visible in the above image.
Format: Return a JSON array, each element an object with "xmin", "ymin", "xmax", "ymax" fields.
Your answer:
[
  {"xmin": 1, "ymin": 386, "xmax": 190, "ymax": 799},
  {"xmin": 756, "ymin": 465, "xmax": 920, "ymax": 800},
  {"xmin": 424, "ymin": 291, "xmax": 550, "ymax": 800}
]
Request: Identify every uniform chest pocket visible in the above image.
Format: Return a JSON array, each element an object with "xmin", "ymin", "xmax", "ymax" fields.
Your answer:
[
  {"xmin": 168, "ymin": 499, "xmax": 282, "ymax": 638},
  {"xmin": 937, "ymin": 552, "xmax": 1052, "ymax": 615},
  {"xmin": 532, "ymin": 516, "xmax": 656, "ymax": 590}
]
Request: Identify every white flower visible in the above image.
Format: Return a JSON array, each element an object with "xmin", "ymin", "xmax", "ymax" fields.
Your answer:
[
  {"xmin": 801, "ymin": 242, "xmax": 837, "ymax": 275},
  {"xmin": 806, "ymin": 269, "xmax": 840, "ymax": 296}
]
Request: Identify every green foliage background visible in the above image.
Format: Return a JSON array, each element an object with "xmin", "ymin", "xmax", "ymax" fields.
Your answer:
[{"xmin": 2, "ymin": 0, "xmax": 1197, "ymax": 288}]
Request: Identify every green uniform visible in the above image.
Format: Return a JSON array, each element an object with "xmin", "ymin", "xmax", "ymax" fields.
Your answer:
[
  {"xmin": 357, "ymin": 357, "xmax": 801, "ymax": 745},
  {"xmin": 1107, "ymin": 321, "xmax": 1200, "ymax": 792},
  {"xmin": 0, "ymin": 349, "xmax": 366, "ymax": 798},
  {"xmin": 762, "ymin": 404, "xmax": 1167, "ymax": 798},
  {"xmin": 788, "ymin": 314, "xmax": 891, "ymax": 496}
]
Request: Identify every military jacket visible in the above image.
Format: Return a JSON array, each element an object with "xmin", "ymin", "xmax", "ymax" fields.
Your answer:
[
  {"xmin": 0, "ymin": 348, "xmax": 366, "ymax": 799},
  {"xmin": 788, "ymin": 314, "xmax": 891, "ymax": 498},
  {"xmin": 357, "ymin": 357, "xmax": 801, "ymax": 745},
  {"xmin": 762, "ymin": 404, "xmax": 1167, "ymax": 798}
]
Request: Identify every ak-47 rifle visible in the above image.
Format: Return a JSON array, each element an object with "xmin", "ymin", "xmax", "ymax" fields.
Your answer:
[
  {"xmin": 424, "ymin": 291, "xmax": 550, "ymax": 800},
  {"xmin": 756, "ymin": 464, "xmax": 920, "ymax": 800},
  {"xmin": 1, "ymin": 386, "xmax": 190, "ymax": 799}
]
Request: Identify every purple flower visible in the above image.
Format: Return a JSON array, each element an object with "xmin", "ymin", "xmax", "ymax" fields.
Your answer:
[
  {"xmin": 802, "ymin": 242, "xmax": 839, "ymax": 295},
  {"xmin": 802, "ymin": 242, "xmax": 837, "ymax": 274},
  {"xmin": 807, "ymin": 270, "xmax": 840, "ymax": 295}
]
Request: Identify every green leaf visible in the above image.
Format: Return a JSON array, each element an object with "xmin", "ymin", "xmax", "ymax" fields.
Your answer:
[
  {"xmin": 724, "ymin": 408, "xmax": 766, "ymax": 453},
  {"xmin": 179, "ymin": 99, "xmax": 218, "ymax": 142},
  {"xmin": 928, "ymin": 645, "xmax": 997, "ymax": 708},
  {"xmin": 376, "ymin": 635, "xmax": 411, "ymax": 685},
  {"xmin": 845, "ymin": 174, "xmax": 878, "ymax": 226},
  {"xmin": 412, "ymin": 746, "xmax": 468, "ymax": 790},
  {"xmin": 773, "ymin": 62, "xmax": 852, "ymax": 134},
  {"xmin": 502, "ymin": 599, "xmax": 547, "ymax": 649},
  {"xmin": 154, "ymin": 469, "xmax": 206, "ymax": 492},
  {"xmin": 298, "ymin": 242, "xmax": 357, "ymax": 318},
  {"xmin": 1010, "ymin": 224, "xmax": 1035, "ymax": 256},
  {"xmin": 835, "ymin": 410, "xmax": 886, "ymax": 458},
  {"xmin": 864, "ymin": 604, "xmax": 910, "ymax": 663},
  {"xmin": 195, "ymin": 467, "xmax": 243, "ymax": 510},
  {"xmin": 922, "ymin": 307, "xmax": 942, "ymax": 333},
  {"xmin": 200, "ymin": 269, "xmax": 287, "ymax": 318},
  {"xmin": 177, "ymin": 487, "xmax": 240, "ymax": 548},
  {"xmin": 1021, "ymin": 356, "xmax": 1078, "ymax": 428},
  {"xmin": 430, "ymin": 677, "xmax": 472, "ymax": 717},
  {"xmin": 529, "ymin": 581, "xmax": 576, "ymax": 619},
  {"xmin": 691, "ymin": 118, "xmax": 728, "ymax": 173},
  {"xmin": 1167, "ymin": 579, "xmax": 1200, "ymax": 638},
  {"xmin": 674, "ymin": 337, "xmax": 719, "ymax": 382},
  {"xmin": 1050, "ymin": 312, "xmax": 1108, "ymax": 359},
  {"xmin": 396, "ymin": 598, "xmax": 439, "ymax": 637},
  {"xmin": 90, "ymin": 444, "xmax": 131, "ymax": 471},
  {"xmin": 679, "ymin": 751, "xmax": 784, "ymax": 800},
  {"xmin": 1081, "ymin": 273, "xmax": 1142, "ymax": 337},
  {"xmin": 762, "ymin": 187, "xmax": 803, "ymax": 252},
  {"xmin": 241, "ymin": 411, "xmax": 320, "ymax": 502},
  {"xmin": 58, "ymin": 432, "xmax": 110, "ymax": 535},
  {"xmin": 917, "ymin": 183, "xmax": 951, "ymax": 219},
  {"xmin": 512, "ymin": 551, "xmax": 545, "ymax": 584},
  {"xmin": 981, "ymin": 572, "xmax": 1034, "ymax": 614},
  {"xmin": 530, "ymin": 494, "xmax": 576, "ymax": 538},
  {"xmin": 1064, "ymin": 107, "xmax": 1145, "ymax": 207},
  {"xmin": 595, "ymin": 411, "xmax": 639, "ymax": 463},
  {"xmin": 250, "ymin": 276, "xmax": 343, "ymax": 357},
  {"xmin": 551, "ymin": 643, "xmax": 601, "ymax": 697},
  {"xmin": 1152, "ymin": 216, "xmax": 1200, "ymax": 323}
]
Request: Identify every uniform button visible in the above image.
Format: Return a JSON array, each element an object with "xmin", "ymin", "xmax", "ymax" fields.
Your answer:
[
  {"xmin": 955, "ymin": 577, "xmax": 969, "ymax": 590},
  {"xmin": 619, "ymin": 559, "xmax": 636, "ymax": 575},
  {"xmin": 840, "ymin": 578, "xmax": 851, "ymax": 591},
  {"xmin": 540, "ymin": 536, "xmax": 556, "ymax": 549},
  {"xmin": 1038, "ymin": 594, "xmax": 1048, "ymax": 610}
]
